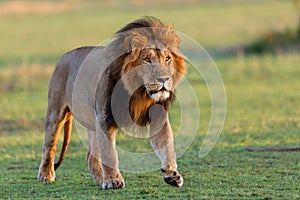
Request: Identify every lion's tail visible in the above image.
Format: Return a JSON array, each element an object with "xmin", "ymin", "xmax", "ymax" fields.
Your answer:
[{"xmin": 54, "ymin": 112, "xmax": 73, "ymax": 171}]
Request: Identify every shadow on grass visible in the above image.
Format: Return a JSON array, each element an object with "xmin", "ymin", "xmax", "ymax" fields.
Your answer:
[{"xmin": 0, "ymin": 119, "xmax": 43, "ymax": 135}]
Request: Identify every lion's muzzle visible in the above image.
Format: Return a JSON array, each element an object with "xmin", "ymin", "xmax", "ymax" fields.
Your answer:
[{"xmin": 146, "ymin": 76, "xmax": 173, "ymax": 101}]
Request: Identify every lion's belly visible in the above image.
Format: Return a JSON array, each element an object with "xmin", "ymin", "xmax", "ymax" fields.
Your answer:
[{"xmin": 69, "ymin": 97, "xmax": 97, "ymax": 131}]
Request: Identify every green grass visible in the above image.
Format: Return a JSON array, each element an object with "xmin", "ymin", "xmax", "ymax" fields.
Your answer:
[{"xmin": 1, "ymin": 0, "xmax": 300, "ymax": 199}]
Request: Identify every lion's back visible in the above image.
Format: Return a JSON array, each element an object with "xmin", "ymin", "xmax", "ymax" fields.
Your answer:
[
  {"xmin": 48, "ymin": 46, "xmax": 105, "ymax": 129},
  {"xmin": 48, "ymin": 46, "xmax": 94, "ymax": 98}
]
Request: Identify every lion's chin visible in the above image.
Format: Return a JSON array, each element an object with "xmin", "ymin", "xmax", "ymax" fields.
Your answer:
[{"xmin": 149, "ymin": 91, "xmax": 170, "ymax": 102}]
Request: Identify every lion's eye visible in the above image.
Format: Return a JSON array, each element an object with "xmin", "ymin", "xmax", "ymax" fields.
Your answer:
[
  {"xmin": 165, "ymin": 56, "xmax": 171, "ymax": 63},
  {"xmin": 144, "ymin": 57, "xmax": 151, "ymax": 63}
]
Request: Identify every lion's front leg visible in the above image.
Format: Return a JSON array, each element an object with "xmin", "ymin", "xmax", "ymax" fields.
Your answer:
[
  {"xmin": 96, "ymin": 115, "xmax": 125, "ymax": 189},
  {"xmin": 150, "ymin": 118, "xmax": 183, "ymax": 188}
]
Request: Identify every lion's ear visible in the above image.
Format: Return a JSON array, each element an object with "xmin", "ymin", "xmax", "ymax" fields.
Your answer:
[
  {"xmin": 132, "ymin": 33, "xmax": 148, "ymax": 50},
  {"xmin": 124, "ymin": 32, "xmax": 147, "ymax": 52},
  {"xmin": 122, "ymin": 33, "xmax": 147, "ymax": 73},
  {"xmin": 122, "ymin": 32, "xmax": 147, "ymax": 70}
]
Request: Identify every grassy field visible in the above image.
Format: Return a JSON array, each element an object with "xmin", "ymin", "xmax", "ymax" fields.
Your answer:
[{"xmin": 1, "ymin": 0, "xmax": 300, "ymax": 199}]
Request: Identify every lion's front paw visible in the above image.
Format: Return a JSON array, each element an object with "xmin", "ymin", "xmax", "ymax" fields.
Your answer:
[
  {"xmin": 161, "ymin": 169, "xmax": 183, "ymax": 188},
  {"xmin": 102, "ymin": 178, "xmax": 125, "ymax": 189},
  {"xmin": 37, "ymin": 167, "xmax": 55, "ymax": 182}
]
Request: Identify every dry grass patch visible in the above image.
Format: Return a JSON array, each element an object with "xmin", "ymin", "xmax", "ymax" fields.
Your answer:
[
  {"xmin": 0, "ymin": 0, "xmax": 80, "ymax": 16},
  {"xmin": 0, "ymin": 64, "xmax": 54, "ymax": 92}
]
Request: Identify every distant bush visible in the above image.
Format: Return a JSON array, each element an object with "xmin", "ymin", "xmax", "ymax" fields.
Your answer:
[{"xmin": 245, "ymin": 29, "xmax": 300, "ymax": 54}]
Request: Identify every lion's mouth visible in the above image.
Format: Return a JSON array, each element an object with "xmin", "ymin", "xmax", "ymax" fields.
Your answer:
[
  {"xmin": 147, "ymin": 87, "xmax": 170, "ymax": 102},
  {"xmin": 145, "ymin": 81, "xmax": 173, "ymax": 102},
  {"xmin": 150, "ymin": 90, "xmax": 170, "ymax": 101}
]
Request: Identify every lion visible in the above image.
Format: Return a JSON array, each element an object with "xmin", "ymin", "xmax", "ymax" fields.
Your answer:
[{"xmin": 37, "ymin": 16, "xmax": 187, "ymax": 189}]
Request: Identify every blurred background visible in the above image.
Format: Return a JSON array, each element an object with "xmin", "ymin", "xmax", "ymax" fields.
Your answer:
[
  {"xmin": 0, "ymin": 0, "xmax": 299, "ymax": 198},
  {"xmin": 1, "ymin": 0, "xmax": 300, "ymax": 65}
]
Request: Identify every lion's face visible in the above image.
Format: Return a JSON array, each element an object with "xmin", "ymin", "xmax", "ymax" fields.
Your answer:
[
  {"xmin": 120, "ymin": 28, "xmax": 186, "ymax": 102},
  {"xmin": 135, "ymin": 48, "xmax": 176, "ymax": 101}
]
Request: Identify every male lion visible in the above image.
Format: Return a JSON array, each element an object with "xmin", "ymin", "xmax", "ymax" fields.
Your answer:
[{"xmin": 38, "ymin": 17, "xmax": 187, "ymax": 189}]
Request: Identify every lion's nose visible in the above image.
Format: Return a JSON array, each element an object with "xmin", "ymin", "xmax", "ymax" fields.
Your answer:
[{"xmin": 156, "ymin": 76, "xmax": 170, "ymax": 83}]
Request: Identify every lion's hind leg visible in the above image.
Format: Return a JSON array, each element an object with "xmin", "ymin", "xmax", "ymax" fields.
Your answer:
[
  {"xmin": 38, "ymin": 103, "xmax": 70, "ymax": 182},
  {"xmin": 87, "ymin": 129, "xmax": 103, "ymax": 185}
]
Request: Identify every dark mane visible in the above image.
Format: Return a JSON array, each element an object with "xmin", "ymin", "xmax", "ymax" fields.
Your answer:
[{"xmin": 116, "ymin": 16, "xmax": 166, "ymax": 34}]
